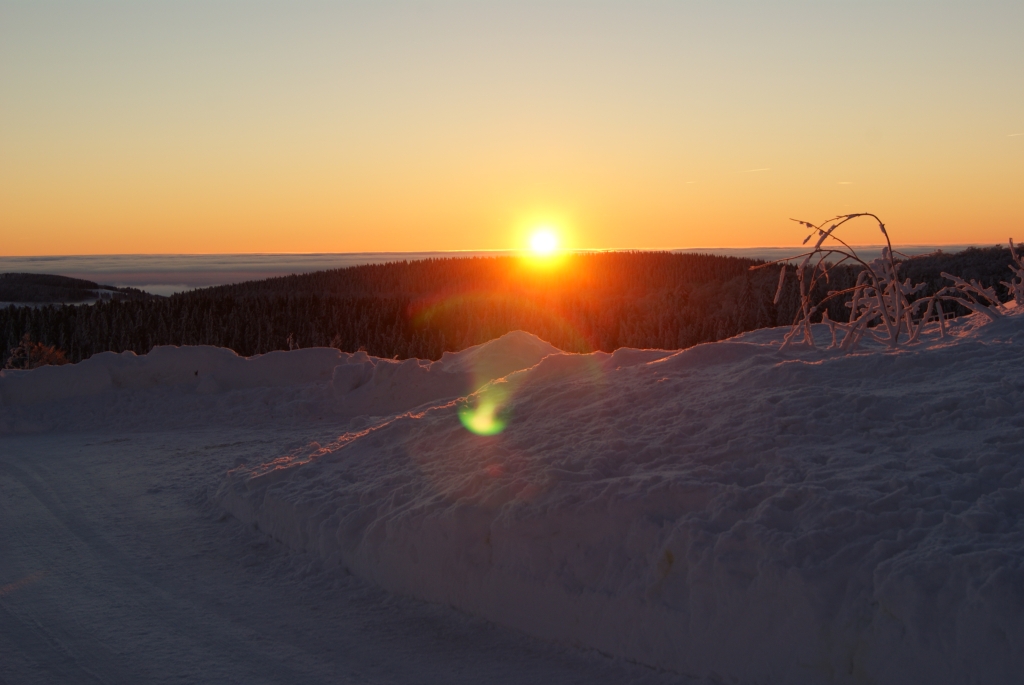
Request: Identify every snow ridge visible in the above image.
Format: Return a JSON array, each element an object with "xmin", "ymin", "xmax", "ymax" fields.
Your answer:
[
  {"xmin": 0, "ymin": 331, "xmax": 559, "ymax": 434},
  {"xmin": 215, "ymin": 313, "xmax": 1024, "ymax": 684}
]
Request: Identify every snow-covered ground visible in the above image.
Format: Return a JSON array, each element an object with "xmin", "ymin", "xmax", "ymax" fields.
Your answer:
[{"xmin": 2, "ymin": 313, "xmax": 1022, "ymax": 684}]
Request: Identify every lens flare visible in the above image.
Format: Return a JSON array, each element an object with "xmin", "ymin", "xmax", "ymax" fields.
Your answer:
[
  {"xmin": 458, "ymin": 382, "xmax": 512, "ymax": 436},
  {"xmin": 458, "ymin": 397, "xmax": 507, "ymax": 436},
  {"xmin": 529, "ymin": 229, "xmax": 558, "ymax": 256}
]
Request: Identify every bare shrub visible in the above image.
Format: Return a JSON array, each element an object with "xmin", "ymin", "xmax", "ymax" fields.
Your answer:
[
  {"xmin": 753, "ymin": 213, "xmax": 1012, "ymax": 352},
  {"xmin": 3, "ymin": 334, "xmax": 70, "ymax": 370},
  {"xmin": 1001, "ymin": 239, "xmax": 1024, "ymax": 306}
]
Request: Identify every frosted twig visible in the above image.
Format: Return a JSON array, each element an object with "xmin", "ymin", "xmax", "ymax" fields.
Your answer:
[
  {"xmin": 1001, "ymin": 238, "xmax": 1024, "ymax": 305},
  {"xmin": 752, "ymin": 213, "xmax": 1013, "ymax": 353}
]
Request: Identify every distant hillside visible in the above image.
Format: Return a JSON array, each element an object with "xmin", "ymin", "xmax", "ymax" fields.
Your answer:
[
  {"xmin": 0, "ymin": 272, "xmax": 155, "ymax": 305},
  {"xmin": 0, "ymin": 247, "xmax": 1018, "ymax": 365}
]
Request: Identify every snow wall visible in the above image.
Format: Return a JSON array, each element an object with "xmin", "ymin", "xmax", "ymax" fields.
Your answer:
[{"xmin": 3, "ymin": 320, "xmax": 1023, "ymax": 683}]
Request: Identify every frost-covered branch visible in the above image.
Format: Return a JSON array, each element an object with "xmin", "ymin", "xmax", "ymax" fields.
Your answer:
[
  {"xmin": 752, "ymin": 214, "xmax": 1012, "ymax": 352},
  {"xmin": 1001, "ymin": 239, "xmax": 1024, "ymax": 306}
]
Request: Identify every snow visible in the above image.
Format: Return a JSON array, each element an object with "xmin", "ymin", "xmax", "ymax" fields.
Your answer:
[
  {"xmin": 0, "ymin": 331, "xmax": 559, "ymax": 434},
  {"xmin": 1, "ymin": 429, "xmax": 677, "ymax": 685},
  {"xmin": 2, "ymin": 317, "xmax": 1023, "ymax": 683}
]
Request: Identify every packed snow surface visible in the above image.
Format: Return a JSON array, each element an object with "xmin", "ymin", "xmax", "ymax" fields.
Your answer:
[{"xmin": 3, "ymin": 317, "xmax": 1023, "ymax": 684}]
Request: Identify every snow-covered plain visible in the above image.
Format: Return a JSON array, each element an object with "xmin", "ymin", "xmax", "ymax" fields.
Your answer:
[{"xmin": 2, "ymin": 312, "xmax": 1022, "ymax": 684}]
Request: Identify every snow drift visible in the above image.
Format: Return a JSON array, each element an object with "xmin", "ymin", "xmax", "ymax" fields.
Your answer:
[
  {"xmin": 3, "ymin": 316, "xmax": 1022, "ymax": 683},
  {"xmin": 216, "ymin": 313, "xmax": 1024, "ymax": 684},
  {"xmin": 0, "ymin": 331, "xmax": 559, "ymax": 434}
]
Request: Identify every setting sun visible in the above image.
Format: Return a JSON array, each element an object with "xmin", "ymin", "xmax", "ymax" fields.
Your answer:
[{"xmin": 529, "ymin": 229, "xmax": 559, "ymax": 256}]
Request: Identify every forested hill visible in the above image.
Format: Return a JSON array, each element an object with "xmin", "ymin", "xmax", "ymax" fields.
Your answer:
[
  {"xmin": 1, "ymin": 247, "xmax": 1017, "ymax": 365},
  {"xmin": 0, "ymin": 273, "xmax": 154, "ymax": 305}
]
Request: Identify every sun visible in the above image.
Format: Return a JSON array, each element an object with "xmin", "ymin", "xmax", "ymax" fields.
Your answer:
[{"xmin": 529, "ymin": 228, "xmax": 559, "ymax": 256}]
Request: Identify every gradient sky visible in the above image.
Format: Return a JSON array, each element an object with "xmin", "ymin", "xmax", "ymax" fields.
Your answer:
[{"xmin": 1, "ymin": 1, "xmax": 1021, "ymax": 255}]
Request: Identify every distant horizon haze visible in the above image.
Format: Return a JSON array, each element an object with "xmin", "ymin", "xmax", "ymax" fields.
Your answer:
[{"xmin": 0, "ymin": 244, "xmax": 993, "ymax": 296}]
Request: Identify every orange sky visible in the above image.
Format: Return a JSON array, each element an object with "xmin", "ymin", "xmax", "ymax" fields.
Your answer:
[{"xmin": 1, "ymin": 2, "xmax": 1021, "ymax": 256}]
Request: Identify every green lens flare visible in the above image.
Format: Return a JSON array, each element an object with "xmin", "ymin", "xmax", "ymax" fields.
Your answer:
[{"xmin": 458, "ymin": 398, "xmax": 507, "ymax": 436}]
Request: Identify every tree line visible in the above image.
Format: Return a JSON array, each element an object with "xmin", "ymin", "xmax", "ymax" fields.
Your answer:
[{"xmin": 1, "ymin": 248, "xmax": 1017, "ymax": 366}]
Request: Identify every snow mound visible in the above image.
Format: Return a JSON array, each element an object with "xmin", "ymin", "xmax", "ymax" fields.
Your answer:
[
  {"xmin": 0, "ymin": 345, "xmax": 348, "ymax": 404},
  {"xmin": 217, "ymin": 313, "xmax": 1024, "ymax": 684},
  {"xmin": 330, "ymin": 331, "xmax": 561, "ymax": 418},
  {"xmin": 0, "ymin": 331, "xmax": 559, "ymax": 434}
]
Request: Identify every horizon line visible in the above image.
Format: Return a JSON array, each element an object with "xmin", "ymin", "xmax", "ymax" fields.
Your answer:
[{"xmin": 0, "ymin": 242, "xmax": 999, "ymax": 260}]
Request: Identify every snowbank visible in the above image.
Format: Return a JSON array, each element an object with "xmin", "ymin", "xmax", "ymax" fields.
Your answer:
[
  {"xmin": 4, "ymin": 317, "xmax": 1022, "ymax": 683},
  {"xmin": 215, "ymin": 313, "xmax": 1024, "ymax": 684},
  {"xmin": 0, "ymin": 331, "xmax": 559, "ymax": 434}
]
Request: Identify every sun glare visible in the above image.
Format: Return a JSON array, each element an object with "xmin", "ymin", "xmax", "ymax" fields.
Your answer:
[{"xmin": 529, "ymin": 228, "xmax": 559, "ymax": 256}]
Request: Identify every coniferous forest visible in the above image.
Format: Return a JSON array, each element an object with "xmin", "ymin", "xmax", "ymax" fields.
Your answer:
[{"xmin": 1, "ymin": 248, "xmax": 1017, "ymax": 365}]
